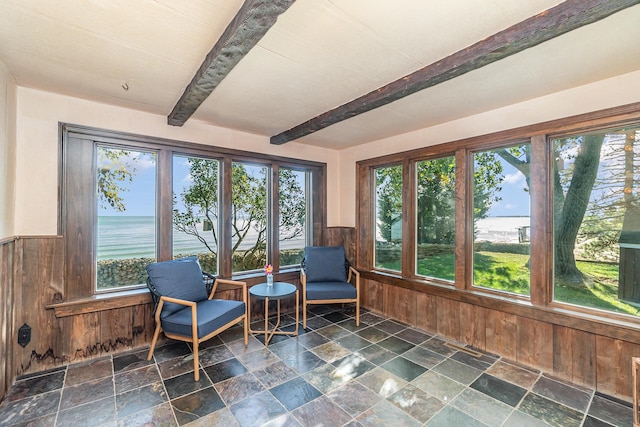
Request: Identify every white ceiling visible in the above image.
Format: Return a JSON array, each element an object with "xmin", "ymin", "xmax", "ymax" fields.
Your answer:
[{"xmin": 1, "ymin": 0, "xmax": 639, "ymax": 149}]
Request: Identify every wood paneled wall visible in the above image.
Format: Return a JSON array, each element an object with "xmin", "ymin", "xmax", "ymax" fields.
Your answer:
[
  {"xmin": 0, "ymin": 227, "xmax": 355, "ymax": 399},
  {"xmin": 8, "ymin": 227, "xmax": 635, "ymax": 401},
  {"xmin": 361, "ymin": 275, "xmax": 640, "ymax": 401},
  {"xmin": 0, "ymin": 238, "xmax": 15, "ymax": 401},
  {"xmin": 324, "ymin": 226, "xmax": 356, "ymax": 262},
  {"xmin": 0, "ymin": 236, "xmax": 157, "ymax": 399}
]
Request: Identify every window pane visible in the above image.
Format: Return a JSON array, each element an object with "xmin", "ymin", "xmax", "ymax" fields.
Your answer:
[
  {"xmin": 232, "ymin": 162, "xmax": 267, "ymax": 273},
  {"xmin": 375, "ymin": 165, "xmax": 403, "ymax": 271},
  {"xmin": 553, "ymin": 127, "xmax": 640, "ymax": 317},
  {"xmin": 172, "ymin": 155, "xmax": 219, "ymax": 274},
  {"xmin": 473, "ymin": 144, "xmax": 531, "ymax": 295},
  {"xmin": 279, "ymin": 168, "xmax": 308, "ymax": 267},
  {"xmin": 96, "ymin": 147, "xmax": 157, "ymax": 291},
  {"xmin": 416, "ymin": 157, "xmax": 455, "ymax": 281}
]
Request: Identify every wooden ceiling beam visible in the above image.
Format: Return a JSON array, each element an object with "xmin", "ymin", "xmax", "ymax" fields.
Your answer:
[
  {"xmin": 168, "ymin": 0, "xmax": 295, "ymax": 126},
  {"xmin": 270, "ymin": 0, "xmax": 640, "ymax": 144}
]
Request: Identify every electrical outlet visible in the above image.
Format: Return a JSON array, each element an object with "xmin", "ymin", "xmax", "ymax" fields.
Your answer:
[{"xmin": 18, "ymin": 323, "xmax": 31, "ymax": 348}]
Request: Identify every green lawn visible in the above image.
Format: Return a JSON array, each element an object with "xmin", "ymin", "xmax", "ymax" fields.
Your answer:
[{"xmin": 378, "ymin": 251, "xmax": 640, "ymax": 316}]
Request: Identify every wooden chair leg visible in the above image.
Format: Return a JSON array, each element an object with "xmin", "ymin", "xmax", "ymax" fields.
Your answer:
[
  {"xmin": 634, "ymin": 357, "xmax": 640, "ymax": 427},
  {"xmin": 147, "ymin": 325, "xmax": 162, "ymax": 361},
  {"xmin": 356, "ymin": 299, "xmax": 360, "ymax": 326},
  {"xmin": 243, "ymin": 315, "xmax": 248, "ymax": 345},
  {"xmin": 193, "ymin": 343, "xmax": 200, "ymax": 381},
  {"xmin": 302, "ymin": 301, "xmax": 307, "ymax": 329}
]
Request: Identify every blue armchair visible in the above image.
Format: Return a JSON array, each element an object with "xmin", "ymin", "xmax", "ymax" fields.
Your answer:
[
  {"xmin": 300, "ymin": 246, "xmax": 360, "ymax": 328},
  {"xmin": 146, "ymin": 256, "xmax": 248, "ymax": 381}
]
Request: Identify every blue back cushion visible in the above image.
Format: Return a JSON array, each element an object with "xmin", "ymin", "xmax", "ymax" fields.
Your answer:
[
  {"xmin": 304, "ymin": 246, "xmax": 347, "ymax": 283},
  {"xmin": 146, "ymin": 256, "xmax": 208, "ymax": 316}
]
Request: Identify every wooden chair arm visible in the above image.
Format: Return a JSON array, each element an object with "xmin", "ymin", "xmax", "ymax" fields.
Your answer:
[
  {"xmin": 209, "ymin": 278, "xmax": 248, "ymax": 305},
  {"xmin": 300, "ymin": 269, "xmax": 307, "ymax": 291},
  {"xmin": 155, "ymin": 296, "xmax": 197, "ymax": 323},
  {"xmin": 348, "ymin": 266, "xmax": 360, "ymax": 289},
  {"xmin": 160, "ymin": 295, "xmax": 197, "ymax": 307}
]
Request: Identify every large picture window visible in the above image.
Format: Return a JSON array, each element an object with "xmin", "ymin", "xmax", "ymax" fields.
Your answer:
[
  {"xmin": 172, "ymin": 155, "xmax": 220, "ymax": 275},
  {"xmin": 416, "ymin": 157, "xmax": 456, "ymax": 281},
  {"xmin": 472, "ymin": 144, "xmax": 531, "ymax": 295},
  {"xmin": 359, "ymin": 113, "xmax": 640, "ymax": 324},
  {"xmin": 374, "ymin": 165, "xmax": 403, "ymax": 272},
  {"xmin": 96, "ymin": 146, "xmax": 157, "ymax": 291},
  {"xmin": 279, "ymin": 168, "xmax": 309, "ymax": 267},
  {"xmin": 61, "ymin": 125, "xmax": 323, "ymax": 298},
  {"xmin": 553, "ymin": 126, "xmax": 640, "ymax": 316},
  {"xmin": 231, "ymin": 162, "xmax": 268, "ymax": 273}
]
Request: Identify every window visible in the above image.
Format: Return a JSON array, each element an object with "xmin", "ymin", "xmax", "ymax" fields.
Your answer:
[
  {"xmin": 279, "ymin": 168, "xmax": 309, "ymax": 267},
  {"xmin": 374, "ymin": 165, "xmax": 403, "ymax": 271},
  {"xmin": 553, "ymin": 126, "xmax": 640, "ymax": 316},
  {"xmin": 96, "ymin": 146, "xmax": 157, "ymax": 291},
  {"xmin": 172, "ymin": 155, "xmax": 219, "ymax": 275},
  {"xmin": 416, "ymin": 157, "xmax": 456, "ymax": 281},
  {"xmin": 61, "ymin": 125, "xmax": 324, "ymax": 298},
  {"xmin": 472, "ymin": 144, "xmax": 531, "ymax": 295},
  {"xmin": 358, "ymin": 109, "xmax": 640, "ymax": 327},
  {"xmin": 231, "ymin": 162, "xmax": 268, "ymax": 273}
]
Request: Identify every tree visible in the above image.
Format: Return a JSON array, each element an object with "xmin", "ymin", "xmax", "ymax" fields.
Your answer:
[
  {"xmin": 376, "ymin": 154, "xmax": 507, "ymax": 246},
  {"xmin": 96, "ymin": 147, "xmax": 138, "ymax": 212},
  {"xmin": 172, "ymin": 159, "xmax": 306, "ymax": 270},
  {"xmin": 416, "ymin": 157, "xmax": 456, "ymax": 244},
  {"xmin": 553, "ymin": 134, "xmax": 604, "ymax": 281},
  {"xmin": 375, "ymin": 166, "xmax": 403, "ymax": 242}
]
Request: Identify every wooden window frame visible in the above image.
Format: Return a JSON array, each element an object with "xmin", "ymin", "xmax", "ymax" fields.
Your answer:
[
  {"xmin": 356, "ymin": 101, "xmax": 640, "ymax": 328},
  {"xmin": 58, "ymin": 124, "xmax": 326, "ymax": 306}
]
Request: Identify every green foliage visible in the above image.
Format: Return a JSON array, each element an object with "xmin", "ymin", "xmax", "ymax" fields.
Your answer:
[
  {"xmin": 172, "ymin": 160, "xmax": 306, "ymax": 271},
  {"xmin": 172, "ymin": 158, "xmax": 219, "ymax": 253},
  {"xmin": 375, "ymin": 165, "xmax": 403, "ymax": 242},
  {"xmin": 377, "ymin": 250, "xmax": 640, "ymax": 316},
  {"xmin": 279, "ymin": 168, "xmax": 306, "ymax": 241},
  {"xmin": 374, "ymin": 152, "xmax": 508, "ymax": 247},
  {"xmin": 473, "ymin": 251, "xmax": 530, "ymax": 295},
  {"xmin": 416, "ymin": 157, "xmax": 456, "ymax": 245},
  {"xmin": 473, "ymin": 151, "xmax": 505, "ymax": 220},
  {"xmin": 416, "ymin": 251, "xmax": 455, "ymax": 281},
  {"xmin": 96, "ymin": 147, "xmax": 138, "ymax": 212}
]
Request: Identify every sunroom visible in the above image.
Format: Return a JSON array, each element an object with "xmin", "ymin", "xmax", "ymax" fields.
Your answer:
[{"xmin": 1, "ymin": 1, "xmax": 640, "ymax": 426}]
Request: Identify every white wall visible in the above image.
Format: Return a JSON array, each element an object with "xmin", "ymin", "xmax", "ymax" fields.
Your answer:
[
  {"xmin": 13, "ymin": 70, "xmax": 640, "ymax": 234},
  {"xmin": 0, "ymin": 61, "xmax": 16, "ymax": 239},
  {"xmin": 13, "ymin": 88, "xmax": 341, "ymax": 235},
  {"xmin": 337, "ymin": 70, "xmax": 640, "ymax": 227}
]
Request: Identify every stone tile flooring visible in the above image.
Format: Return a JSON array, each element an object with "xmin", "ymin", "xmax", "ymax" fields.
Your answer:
[{"xmin": 0, "ymin": 306, "xmax": 634, "ymax": 426}]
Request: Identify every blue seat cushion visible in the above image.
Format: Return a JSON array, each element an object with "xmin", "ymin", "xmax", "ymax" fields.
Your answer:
[
  {"xmin": 306, "ymin": 281, "xmax": 356, "ymax": 300},
  {"xmin": 304, "ymin": 246, "xmax": 347, "ymax": 282},
  {"xmin": 146, "ymin": 256, "xmax": 208, "ymax": 317},
  {"xmin": 161, "ymin": 299, "xmax": 245, "ymax": 339}
]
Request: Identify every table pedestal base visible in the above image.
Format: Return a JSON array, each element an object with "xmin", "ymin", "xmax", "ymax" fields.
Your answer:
[{"xmin": 248, "ymin": 290, "xmax": 299, "ymax": 346}]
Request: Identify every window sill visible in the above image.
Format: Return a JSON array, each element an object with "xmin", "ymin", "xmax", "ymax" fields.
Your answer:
[{"xmin": 46, "ymin": 288, "xmax": 152, "ymax": 318}]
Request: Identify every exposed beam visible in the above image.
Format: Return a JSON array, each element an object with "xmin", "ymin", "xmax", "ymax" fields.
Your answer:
[
  {"xmin": 168, "ymin": 0, "xmax": 295, "ymax": 126},
  {"xmin": 271, "ymin": 0, "xmax": 640, "ymax": 144}
]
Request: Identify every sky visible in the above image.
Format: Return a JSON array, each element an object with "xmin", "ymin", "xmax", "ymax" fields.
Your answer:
[
  {"xmin": 485, "ymin": 160, "xmax": 531, "ymax": 217},
  {"xmin": 98, "ymin": 149, "xmax": 531, "ymax": 218}
]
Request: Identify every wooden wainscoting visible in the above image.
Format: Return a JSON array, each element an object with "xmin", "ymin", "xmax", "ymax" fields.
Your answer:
[
  {"xmin": 2, "ymin": 236, "xmax": 156, "ymax": 390},
  {"xmin": 361, "ymin": 275, "xmax": 640, "ymax": 401},
  {"xmin": 0, "ymin": 237, "xmax": 16, "ymax": 401},
  {"xmin": 0, "ymin": 228, "xmax": 355, "ymax": 397},
  {"xmin": 325, "ymin": 226, "xmax": 356, "ymax": 262}
]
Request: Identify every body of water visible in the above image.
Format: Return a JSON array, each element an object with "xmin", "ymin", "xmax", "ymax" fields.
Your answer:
[
  {"xmin": 97, "ymin": 216, "xmax": 528, "ymax": 261},
  {"xmin": 476, "ymin": 216, "xmax": 530, "ymax": 243},
  {"xmin": 97, "ymin": 216, "xmax": 305, "ymax": 260}
]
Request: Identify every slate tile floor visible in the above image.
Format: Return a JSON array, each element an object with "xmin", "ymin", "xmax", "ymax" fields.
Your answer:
[{"xmin": 0, "ymin": 306, "xmax": 634, "ymax": 426}]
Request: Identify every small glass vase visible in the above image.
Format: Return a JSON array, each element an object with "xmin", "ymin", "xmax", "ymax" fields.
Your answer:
[{"xmin": 266, "ymin": 273, "xmax": 273, "ymax": 287}]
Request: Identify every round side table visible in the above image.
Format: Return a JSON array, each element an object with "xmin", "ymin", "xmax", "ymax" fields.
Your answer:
[{"xmin": 248, "ymin": 282, "xmax": 299, "ymax": 346}]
